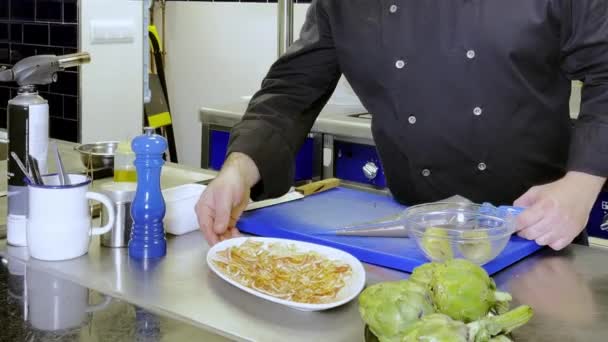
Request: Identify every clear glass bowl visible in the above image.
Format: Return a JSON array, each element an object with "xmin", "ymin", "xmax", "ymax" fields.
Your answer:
[{"xmin": 405, "ymin": 202, "xmax": 516, "ymax": 265}]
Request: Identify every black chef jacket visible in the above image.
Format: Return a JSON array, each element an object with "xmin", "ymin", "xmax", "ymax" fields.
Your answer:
[{"xmin": 227, "ymin": 0, "xmax": 608, "ymax": 207}]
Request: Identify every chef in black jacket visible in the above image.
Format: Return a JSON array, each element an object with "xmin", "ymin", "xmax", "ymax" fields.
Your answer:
[{"xmin": 196, "ymin": 0, "xmax": 608, "ymax": 250}]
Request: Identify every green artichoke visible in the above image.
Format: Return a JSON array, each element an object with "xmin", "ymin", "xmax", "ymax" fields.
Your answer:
[
  {"xmin": 359, "ymin": 280, "xmax": 435, "ymax": 342},
  {"xmin": 421, "ymin": 227, "xmax": 454, "ymax": 261},
  {"xmin": 430, "ymin": 259, "xmax": 512, "ymax": 322},
  {"xmin": 409, "ymin": 262, "xmax": 440, "ymax": 287},
  {"xmin": 457, "ymin": 230, "xmax": 493, "ymax": 264},
  {"xmin": 401, "ymin": 305, "xmax": 533, "ymax": 342},
  {"xmin": 400, "ymin": 313, "xmax": 468, "ymax": 342}
]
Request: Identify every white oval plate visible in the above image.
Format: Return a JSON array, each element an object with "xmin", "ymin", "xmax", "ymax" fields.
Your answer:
[{"xmin": 207, "ymin": 237, "xmax": 366, "ymax": 311}]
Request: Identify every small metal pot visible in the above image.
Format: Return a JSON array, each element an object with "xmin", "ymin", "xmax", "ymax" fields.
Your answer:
[{"xmin": 74, "ymin": 141, "xmax": 118, "ymax": 171}]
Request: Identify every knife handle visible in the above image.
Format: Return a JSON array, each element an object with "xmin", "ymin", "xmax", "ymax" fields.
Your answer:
[
  {"xmin": 28, "ymin": 155, "xmax": 43, "ymax": 185},
  {"xmin": 295, "ymin": 178, "xmax": 340, "ymax": 196}
]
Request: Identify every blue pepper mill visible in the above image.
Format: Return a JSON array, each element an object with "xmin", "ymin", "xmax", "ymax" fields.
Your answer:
[{"xmin": 129, "ymin": 127, "xmax": 168, "ymax": 259}]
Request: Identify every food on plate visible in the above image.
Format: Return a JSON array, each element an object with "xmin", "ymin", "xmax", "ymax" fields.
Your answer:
[
  {"xmin": 211, "ymin": 239, "xmax": 352, "ymax": 304},
  {"xmin": 429, "ymin": 259, "xmax": 512, "ymax": 322},
  {"xmin": 400, "ymin": 305, "xmax": 533, "ymax": 342},
  {"xmin": 358, "ymin": 280, "xmax": 435, "ymax": 342},
  {"xmin": 421, "ymin": 227, "xmax": 454, "ymax": 260},
  {"xmin": 359, "ymin": 260, "xmax": 531, "ymax": 342}
]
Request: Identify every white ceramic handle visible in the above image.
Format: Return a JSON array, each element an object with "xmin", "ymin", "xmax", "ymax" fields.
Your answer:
[
  {"xmin": 86, "ymin": 191, "xmax": 115, "ymax": 236},
  {"xmin": 86, "ymin": 294, "xmax": 112, "ymax": 313}
]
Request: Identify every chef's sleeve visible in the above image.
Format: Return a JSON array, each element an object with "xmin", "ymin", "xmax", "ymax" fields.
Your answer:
[
  {"xmin": 227, "ymin": 1, "xmax": 340, "ymax": 200},
  {"xmin": 561, "ymin": 0, "xmax": 608, "ymax": 178}
]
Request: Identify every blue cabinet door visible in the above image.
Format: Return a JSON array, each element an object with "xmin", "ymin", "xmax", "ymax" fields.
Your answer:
[
  {"xmin": 209, "ymin": 130, "xmax": 230, "ymax": 171},
  {"xmin": 209, "ymin": 130, "xmax": 314, "ymax": 182},
  {"xmin": 294, "ymin": 138, "xmax": 314, "ymax": 181},
  {"xmin": 334, "ymin": 141, "xmax": 386, "ymax": 188}
]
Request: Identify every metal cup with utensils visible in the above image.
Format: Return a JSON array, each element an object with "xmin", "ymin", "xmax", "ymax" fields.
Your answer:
[{"xmin": 98, "ymin": 182, "xmax": 136, "ymax": 248}]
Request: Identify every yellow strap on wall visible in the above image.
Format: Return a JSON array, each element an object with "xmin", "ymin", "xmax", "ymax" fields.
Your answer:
[
  {"xmin": 149, "ymin": 25, "xmax": 162, "ymax": 53},
  {"xmin": 148, "ymin": 111, "xmax": 172, "ymax": 128}
]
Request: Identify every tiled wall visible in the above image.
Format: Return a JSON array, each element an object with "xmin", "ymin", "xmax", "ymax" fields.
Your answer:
[{"xmin": 0, "ymin": 0, "xmax": 79, "ymax": 142}]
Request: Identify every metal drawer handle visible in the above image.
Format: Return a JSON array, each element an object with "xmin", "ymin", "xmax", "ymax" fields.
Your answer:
[{"xmin": 362, "ymin": 162, "xmax": 379, "ymax": 180}]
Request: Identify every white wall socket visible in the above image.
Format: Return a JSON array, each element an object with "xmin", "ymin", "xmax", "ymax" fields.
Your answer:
[{"xmin": 90, "ymin": 20, "xmax": 135, "ymax": 44}]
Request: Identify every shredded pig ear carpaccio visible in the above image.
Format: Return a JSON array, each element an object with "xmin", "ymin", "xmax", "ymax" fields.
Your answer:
[{"xmin": 212, "ymin": 239, "xmax": 353, "ymax": 304}]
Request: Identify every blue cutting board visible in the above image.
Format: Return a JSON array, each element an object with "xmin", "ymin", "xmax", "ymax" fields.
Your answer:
[{"xmin": 237, "ymin": 187, "xmax": 543, "ymax": 275}]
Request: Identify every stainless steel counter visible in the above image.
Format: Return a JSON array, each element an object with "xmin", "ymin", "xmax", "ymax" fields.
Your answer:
[
  {"xmin": 2, "ymin": 231, "xmax": 607, "ymax": 341},
  {"xmin": 0, "ymin": 253, "xmax": 229, "ymax": 341},
  {"xmin": 1, "ymin": 139, "xmax": 607, "ymax": 341},
  {"xmin": 199, "ymin": 99, "xmax": 580, "ymax": 143},
  {"xmin": 200, "ymin": 100, "xmax": 374, "ymax": 142}
]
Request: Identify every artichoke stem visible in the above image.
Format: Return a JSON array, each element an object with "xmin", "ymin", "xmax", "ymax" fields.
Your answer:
[
  {"xmin": 493, "ymin": 291, "xmax": 513, "ymax": 314},
  {"xmin": 493, "ymin": 291, "xmax": 512, "ymax": 302},
  {"xmin": 487, "ymin": 305, "xmax": 534, "ymax": 334}
]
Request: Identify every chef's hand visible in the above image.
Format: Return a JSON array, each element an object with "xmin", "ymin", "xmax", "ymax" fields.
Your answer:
[
  {"xmin": 514, "ymin": 171, "xmax": 605, "ymax": 250},
  {"xmin": 196, "ymin": 152, "xmax": 260, "ymax": 246}
]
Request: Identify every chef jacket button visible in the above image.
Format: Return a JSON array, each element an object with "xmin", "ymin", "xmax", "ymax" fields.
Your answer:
[
  {"xmin": 389, "ymin": 4, "xmax": 398, "ymax": 13},
  {"xmin": 466, "ymin": 50, "xmax": 476, "ymax": 59},
  {"xmin": 395, "ymin": 59, "xmax": 406, "ymax": 69},
  {"xmin": 477, "ymin": 162, "xmax": 487, "ymax": 171},
  {"xmin": 473, "ymin": 107, "xmax": 483, "ymax": 116},
  {"xmin": 421, "ymin": 169, "xmax": 431, "ymax": 177},
  {"xmin": 408, "ymin": 115, "xmax": 417, "ymax": 124}
]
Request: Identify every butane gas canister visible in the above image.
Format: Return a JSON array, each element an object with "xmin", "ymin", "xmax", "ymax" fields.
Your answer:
[{"xmin": 6, "ymin": 85, "xmax": 49, "ymax": 246}]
